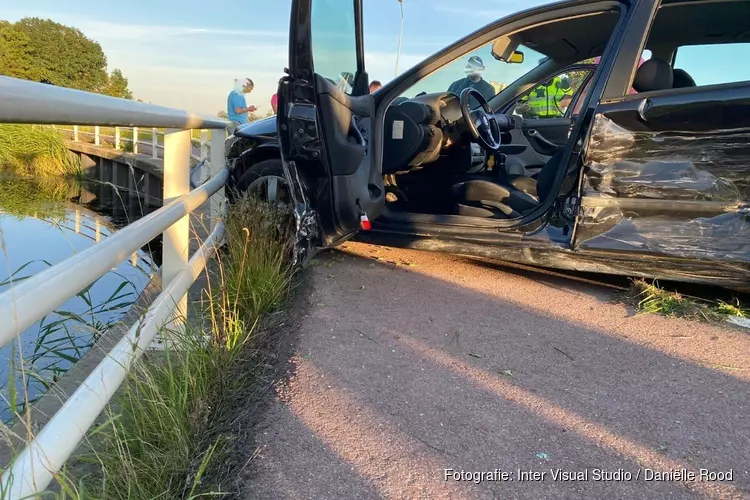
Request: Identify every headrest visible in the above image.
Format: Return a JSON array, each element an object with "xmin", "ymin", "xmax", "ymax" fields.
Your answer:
[
  {"xmin": 672, "ymin": 68, "xmax": 696, "ymax": 88},
  {"xmin": 633, "ymin": 58, "xmax": 674, "ymax": 93}
]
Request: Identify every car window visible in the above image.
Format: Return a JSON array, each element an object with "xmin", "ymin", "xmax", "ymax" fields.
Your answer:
[
  {"xmin": 635, "ymin": 0, "xmax": 750, "ymax": 92},
  {"xmin": 310, "ymin": 0, "xmax": 358, "ymax": 95},
  {"xmin": 397, "ymin": 41, "xmax": 548, "ymax": 103},
  {"xmin": 674, "ymin": 43, "xmax": 750, "ymax": 87},
  {"xmin": 510, "ymin": 69, "xmax": 593, "ymax": 119}
]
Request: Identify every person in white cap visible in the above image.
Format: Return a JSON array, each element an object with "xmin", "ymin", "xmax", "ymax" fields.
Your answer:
[
  {"xmin": 227, "ymin": 78, "xmax": 257, "ymax": 134},
  {"xmin": 448, "ymin": 56, "xmax": 496, "ymax": 104}
]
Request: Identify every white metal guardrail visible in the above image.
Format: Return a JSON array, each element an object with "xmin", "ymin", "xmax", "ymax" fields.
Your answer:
[
  {"xmin": 59, "ymin": 125, "xmax": 220, "ymax": 162},
  {"xmin": 0, "ymin": 75, "xmax": 230, "ymax": 498}
]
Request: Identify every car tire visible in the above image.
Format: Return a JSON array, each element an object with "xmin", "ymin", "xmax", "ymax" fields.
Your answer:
[{"xmin": 233, "ymin": 158, "xmax": 291, "ymax": 208}]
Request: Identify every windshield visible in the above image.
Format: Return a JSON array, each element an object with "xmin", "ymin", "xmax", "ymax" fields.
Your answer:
[{"xmin": 398, "ymin": 42, "xmax": 547, "ymax": 101}]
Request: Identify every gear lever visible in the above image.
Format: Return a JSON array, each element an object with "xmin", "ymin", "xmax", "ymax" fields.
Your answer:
[{"xmin": 494, "ymin": 153, "xmax": 507, "ymax": 181}]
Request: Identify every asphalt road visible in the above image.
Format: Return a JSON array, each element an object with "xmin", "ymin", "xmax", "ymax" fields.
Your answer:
[{"xmin": 242, "ymin": 241, "xmax": 750, "ymax": 500}]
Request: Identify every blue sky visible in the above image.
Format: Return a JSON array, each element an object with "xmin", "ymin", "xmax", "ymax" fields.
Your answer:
[
  {"xmin": 3, "ymin": 0, "xmax": 543, "ymax": 116},
  {"xmin": 3, "ymin": 0, "xmax": 749, "ymax": 117}
]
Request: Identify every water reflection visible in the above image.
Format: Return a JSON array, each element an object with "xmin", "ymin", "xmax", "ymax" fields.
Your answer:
[{"xmin": 0, "ymin": 174, "xmax": 161, "ymax": 423}]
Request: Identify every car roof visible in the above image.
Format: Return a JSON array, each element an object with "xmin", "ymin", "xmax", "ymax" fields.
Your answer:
[{"xmin": 518, "ymin": 9, "xmax": 621, "ymax": 62}]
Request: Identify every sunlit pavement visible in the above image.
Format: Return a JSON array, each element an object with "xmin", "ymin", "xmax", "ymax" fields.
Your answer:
[{"xmin": 242, "ymin": 241, "xmax": 750, "ymax": 500}]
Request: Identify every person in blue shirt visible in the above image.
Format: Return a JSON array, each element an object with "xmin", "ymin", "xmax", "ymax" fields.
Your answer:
[{"xmin": 227, "ymin": 78, "xmax": 257, "ymax": 134}]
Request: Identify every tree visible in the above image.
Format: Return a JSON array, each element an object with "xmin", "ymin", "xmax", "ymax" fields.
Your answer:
[
  {"xmin": 0, "ymin": 21, "xmax": 32, "ymax": 80},
  {"xmin": 217, "ymin": 110, "xmax": 228, "ymax": 119},
  {"xmin": 13, "ymin": 18, "xmax": 109, "ymax": 92},
  {"xmin": 3, "ymin": 17, "xmax": 132, "ymax": 99},
  {"xmin": 105, "ymin": 69, "xmax": 132, "ymax": 99}
]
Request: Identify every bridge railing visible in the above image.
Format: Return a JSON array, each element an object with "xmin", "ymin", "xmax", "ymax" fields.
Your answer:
[
  {"xmin": 59, "ymin": 125, "xmax": 223, "ymax": 162},
  {"xmin": 0, "ymin": 75, "xmax": 231, "ymax": 499}
]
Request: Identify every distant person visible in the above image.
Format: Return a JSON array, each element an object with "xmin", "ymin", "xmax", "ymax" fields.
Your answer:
[
  {"xmin": 227, "ymin": 78, "xmax": 257, "ymax": 134},
  {"xmin": 448, "ymin": 56, "xmax": 495, "ymax": 104},
  {"xmin": 271, "ymin": 76, "xmax": 285, "ymax": 114},
  {"xmin": 369, "ymin": 80, "xmax": 382, "ymax": 93}
]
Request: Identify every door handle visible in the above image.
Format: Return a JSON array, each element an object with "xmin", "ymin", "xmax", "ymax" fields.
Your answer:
[
  {"xmin": 527, "ymin": 129, "xmax": 560, "ymax": 151},
  {"xmin": 350, "ymin": 117, "xmax": 366, "ymax": 146},
  {"xmin": 637, "ymin": 98, "xmax": 650, "ymax": 122}
]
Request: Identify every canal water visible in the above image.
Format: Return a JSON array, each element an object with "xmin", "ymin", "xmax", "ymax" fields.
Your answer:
[{"xmin": 0, "ymin": 173, "xmax": 161, "ymax": 423}]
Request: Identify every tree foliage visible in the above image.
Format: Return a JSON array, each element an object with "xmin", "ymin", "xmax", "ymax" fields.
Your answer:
[
  {"xmin": 0, "ymin": 17, "xmax": 133, "ymax": 99},
  {"xmin": 105, "ymin": 69, "xmax": 133, "ymax": 99},
  {"xmin": 0, "ymin": 21, "xmax": 33, "ymax": 80}
]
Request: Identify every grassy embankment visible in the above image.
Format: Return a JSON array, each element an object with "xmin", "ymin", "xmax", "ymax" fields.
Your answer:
[
  {"xmin": 0, "ymin": 195, "xmax": 297, "ymax": 499},
  {"xmin": 0, "ymin": 124, "xmax": 83, "ymax": 218},
  {"xmin": 0, "ymin": 124, "xmax": 81, "ymax": 178}
]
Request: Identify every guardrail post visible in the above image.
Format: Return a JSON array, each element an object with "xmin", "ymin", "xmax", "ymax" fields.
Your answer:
[
  {"xmin": 133, "ymin": 127, "xmax": 139, "ymax": 154},
  {"xmin": 200, "ymin": 130, "xmax": 208, "ymax": 159},
  {"xmin": 162, "ymin": 128, "xmax": 192, "ymax": 333},
  {"xmin": 209, "ymin": 130, "xmax": 226, "ymax": 233},
  {"xmin": 152, "ymin": 127, "xmax": 158, "ymax": 159},
  {"xmin": 73, "ymin": 125, "xmax": 79, "ymax": 142},
  {"xmin": 115, "ymin": 127, "xmax": 121, "ymax": 150},
  {"xmin": 94, "ymin": 126, "xmax": 100, "ymax": 146}
]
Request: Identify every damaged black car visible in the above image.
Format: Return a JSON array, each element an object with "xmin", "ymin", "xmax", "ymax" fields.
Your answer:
[{"xmin": 218, "ymin": 0, "xmax": 750, "ymax": 290}]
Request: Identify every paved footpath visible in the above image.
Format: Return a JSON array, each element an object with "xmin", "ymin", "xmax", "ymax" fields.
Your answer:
[{"xmin": 241, "ymin": 241, "xmax": 750, "ymax": 500}]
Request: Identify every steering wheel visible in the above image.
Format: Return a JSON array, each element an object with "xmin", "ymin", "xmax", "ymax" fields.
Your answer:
[{"xmin": 459, "ymin": 88, "xmax": 501, "ymax": 151}]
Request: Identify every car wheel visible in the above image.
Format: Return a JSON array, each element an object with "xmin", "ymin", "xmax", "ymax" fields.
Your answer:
[{"xmin": 234, "ymin": 158, "xmax": 291, "ymax": 209}]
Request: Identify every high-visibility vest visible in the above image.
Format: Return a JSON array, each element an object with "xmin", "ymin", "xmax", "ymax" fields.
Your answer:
[{"xmin": 521, "ymin": 76, "xmax": 573, "ymax": 117}]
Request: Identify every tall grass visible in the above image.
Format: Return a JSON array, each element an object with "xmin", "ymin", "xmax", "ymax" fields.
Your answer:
[
  {"xmin": 0, "ymin": 258, "xmax": 142, "ymax": 425},
  {"xmin": 0, "ymin": 125, "xmax": 81, "ymax": 177},
  {"xmin": 67, "ymin": 196, "xmax": 296, "ymax": 499}
]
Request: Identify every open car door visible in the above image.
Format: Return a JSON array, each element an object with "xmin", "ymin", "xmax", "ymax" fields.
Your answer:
[{"xmin": 278, "ymin": 0, "xmax": 385, "ymax": 258}]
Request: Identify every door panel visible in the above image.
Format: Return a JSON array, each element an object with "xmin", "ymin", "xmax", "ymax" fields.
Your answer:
[
  {"xmin": 505, "ymin": 66, "xmax": 595, "ymax": 174},
  {"xmin": 281, "ymin": 0, "xmax": 384, "ymax": 247},
  {"xmin": 315, "ymin": 74, "xmax": 383, "ymax": 234},
  {"xmin": 316, "ymin": 77, "xmax": 368, "ymax": 176},
  {"xmin": 574, "ymin": 84, "xmax": 750, "ymax": 265},
  {"xmin": 521, "ymin": 118, "xmax": 572, "ymax": 154}
]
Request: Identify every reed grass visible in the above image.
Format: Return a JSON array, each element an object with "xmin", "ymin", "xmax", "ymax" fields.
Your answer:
[
  {"xmin": 0, "ymin": 125, "xmax": 81, "ymax": 177},
  {"xmin": 15, "ymin": 195, "xmax": 298, "ymax": 499}
]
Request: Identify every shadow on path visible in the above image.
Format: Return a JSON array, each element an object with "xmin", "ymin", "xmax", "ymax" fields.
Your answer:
[{"xmin": 242, "ymin": 243, "xmax": 750, "ymax": 500}]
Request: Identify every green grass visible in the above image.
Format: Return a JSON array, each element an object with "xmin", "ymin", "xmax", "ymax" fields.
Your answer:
[
  {"xmin": 628, "ymin": 279, "xmax": 750, "ymax": 323},
  {"xmin": 0, "ymin": 261, "xmax": 140, "ymax": 423},
  {"xmin": 0, "ymin": 124, "xmax": 81, "ymax": 177},
  {"xmin": 40, "ymin": 196, "xmax": 296, "ymax": 499}
]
